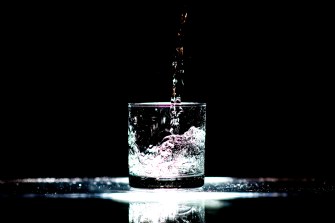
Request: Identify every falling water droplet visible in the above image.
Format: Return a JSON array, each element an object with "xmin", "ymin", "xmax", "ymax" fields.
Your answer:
[{"xmin": 170, "ymin": 3, "xmax": 188, "ymax": 134}]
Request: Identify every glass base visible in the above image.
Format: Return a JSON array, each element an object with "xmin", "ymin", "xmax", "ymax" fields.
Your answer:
[{"xmin": 129, "ymin": 175, "xmax": 204, "ymax": 188}]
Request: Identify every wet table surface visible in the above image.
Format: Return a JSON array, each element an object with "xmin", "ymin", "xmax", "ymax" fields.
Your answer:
[{"xmin": 1, "ymin": 177, "xmax": 334, "ymax": 222}]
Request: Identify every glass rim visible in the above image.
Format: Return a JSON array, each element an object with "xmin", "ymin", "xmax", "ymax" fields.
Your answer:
[{"xmin": 128, "ymin": 102, "xmax": 206, "ymax": 107}]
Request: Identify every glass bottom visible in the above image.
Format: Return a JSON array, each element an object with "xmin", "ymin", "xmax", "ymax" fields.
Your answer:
[{"xmin": 129, "ymin": 175, "xmax": 204, "ymax": 188}]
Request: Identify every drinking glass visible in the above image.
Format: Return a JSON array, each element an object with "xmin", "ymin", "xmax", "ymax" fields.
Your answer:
[{"xmin": 128, "ymin": 102, "xmax": 206, "ymax": 188}]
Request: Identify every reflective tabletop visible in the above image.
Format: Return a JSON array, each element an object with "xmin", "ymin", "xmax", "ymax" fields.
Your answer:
[{"xmin": 1, "ymin": 177, "xmax": 334, "ymax": 222}]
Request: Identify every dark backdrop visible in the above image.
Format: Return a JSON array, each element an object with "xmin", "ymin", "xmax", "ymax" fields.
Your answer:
[{"xmin": 2, "ymin": 1, "xmax": 333, "ymax": 179}]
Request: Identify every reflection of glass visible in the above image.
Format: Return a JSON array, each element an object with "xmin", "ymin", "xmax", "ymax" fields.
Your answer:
[
  {"xmin": 128, "ymin": 102, "xmax": 206, "ymax": 188},
  {"xmin": 129, "ymin": 200, "xmax": 205, "ymax": 223}
]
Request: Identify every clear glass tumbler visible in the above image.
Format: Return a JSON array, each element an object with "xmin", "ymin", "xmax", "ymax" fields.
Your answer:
[{"xmin": 128, "ymin": 102, "xmax": 206, "ymax": 188}]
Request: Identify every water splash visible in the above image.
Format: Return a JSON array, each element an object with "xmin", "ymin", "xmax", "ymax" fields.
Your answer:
[{"xmin": 129, "ymin": 126, "xmax": 205, "ymax": 178}]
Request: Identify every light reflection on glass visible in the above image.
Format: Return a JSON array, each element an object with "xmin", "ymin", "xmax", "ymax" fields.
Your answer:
[{"xmin": 129, "ymin": 200, "xmax": 205, "ymax": 223}]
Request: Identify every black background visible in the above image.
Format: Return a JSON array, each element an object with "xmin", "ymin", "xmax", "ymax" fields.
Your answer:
[{"xmin": 1, "ymin": 1, "xmax": 333, "ymax": 179}]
